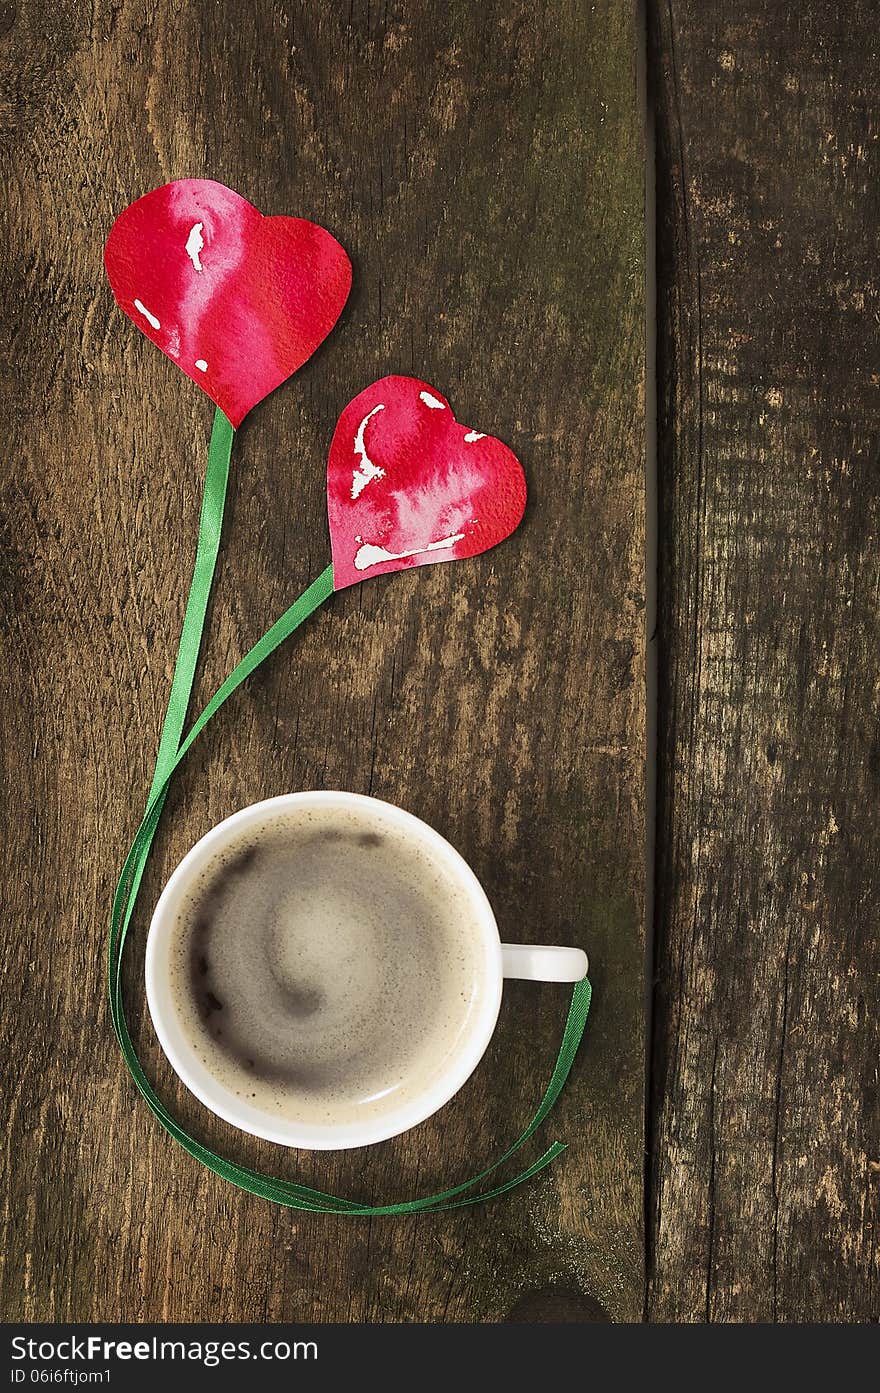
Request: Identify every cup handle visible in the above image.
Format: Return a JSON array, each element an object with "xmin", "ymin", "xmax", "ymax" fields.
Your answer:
[{"xmin": 501, "ymin": 943, "xmax": 589, "ymax": 983}]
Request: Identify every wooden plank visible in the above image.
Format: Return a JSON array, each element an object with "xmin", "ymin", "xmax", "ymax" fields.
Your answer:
[
  {"xmin": 649, "ymin": 1, "xmax": 880, "ymax": 1320},
  {"xmin": 0, "ymin": 1, "xmax": 645, "ymax": 1321}
]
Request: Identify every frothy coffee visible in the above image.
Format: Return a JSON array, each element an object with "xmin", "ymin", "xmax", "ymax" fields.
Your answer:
[{"xmin": 167, "ymin": 803, "xmax": 487, "ymax": 1128}]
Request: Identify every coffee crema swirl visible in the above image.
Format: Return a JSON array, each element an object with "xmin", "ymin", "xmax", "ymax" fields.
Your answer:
[{"xmin": 168, "ymin": 806, "xmax": 485, "ymax": 1127}]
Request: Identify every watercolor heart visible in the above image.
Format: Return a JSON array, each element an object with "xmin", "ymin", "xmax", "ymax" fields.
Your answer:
[
  {"xmin": 327, "ymin": 376, "xmax": 527, "ymax": 590},
  {"xmin": 104, "ymin": 179, "xmax": 352, "ymax": 427}
]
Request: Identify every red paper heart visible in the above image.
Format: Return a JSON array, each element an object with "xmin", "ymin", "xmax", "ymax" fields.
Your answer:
[
  {"xmin": 327, "ymin": 376, "xmax": 527, "ymax": 590},
  {"xmin": 104, "ymin": 179, "xmax": 351, "ymax": 427}
]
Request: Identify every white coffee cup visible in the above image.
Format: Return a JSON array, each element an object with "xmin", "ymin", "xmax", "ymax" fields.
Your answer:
[{"xmin": 145, "ymin": 791, "xmax": 588, "ymax": 1150}]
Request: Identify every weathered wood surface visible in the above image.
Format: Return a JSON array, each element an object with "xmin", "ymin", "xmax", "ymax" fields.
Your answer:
[
  {"xmin": 0, "ymin": 2, "xmax": 645, "ymax": 1320},
  {"xmin": 649, "ymin": 2, "xmax": 880, "ymax": 1321}
]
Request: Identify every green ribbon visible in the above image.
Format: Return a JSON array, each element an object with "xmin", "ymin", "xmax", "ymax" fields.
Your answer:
[{"xmin": 109, "ymin": 406, "xmax": 592, "ymax": 1213}]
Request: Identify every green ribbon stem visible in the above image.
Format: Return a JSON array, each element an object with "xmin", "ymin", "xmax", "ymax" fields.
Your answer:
[{"xmin": 109, "ymin": 407, "xmax": 592, "ymax": 1214}]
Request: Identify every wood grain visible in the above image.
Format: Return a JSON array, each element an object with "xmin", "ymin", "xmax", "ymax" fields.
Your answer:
[
  {"xmin": 649, "ymin": 1, "xmax": 880, "ymax": 1321},
  {"xmin": 0, "ymin": 1, "xmax": 645, "ymax": 1321}
]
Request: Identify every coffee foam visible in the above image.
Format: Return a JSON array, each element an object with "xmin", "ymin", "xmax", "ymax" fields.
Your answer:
[{"xmin": 167, "ymin": 805, "xmax": 487, "ymax": 1128}]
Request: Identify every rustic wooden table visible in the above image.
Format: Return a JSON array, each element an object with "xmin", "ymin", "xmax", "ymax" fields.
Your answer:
[
  {"xmin": 0, "ymin": 0, "xmax": 876, "ymax": 1323},
  {"xmin": 650, "ymin": 1, "xmax": 879, "ymax": 1322}
]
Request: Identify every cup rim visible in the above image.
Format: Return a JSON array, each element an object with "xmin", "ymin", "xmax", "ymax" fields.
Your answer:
[{"xmin": 144, "ymin": 791, "xmax": 504, "ymax": 1150}]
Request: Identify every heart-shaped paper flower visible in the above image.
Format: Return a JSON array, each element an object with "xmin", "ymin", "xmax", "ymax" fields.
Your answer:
[
  {"xmin": 327, "ymin": 376, "xmax": 527, "ymax": 590},
  {"xmin": 104, "ymin": 179, "xmax": 352, "ymax": 427}
]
